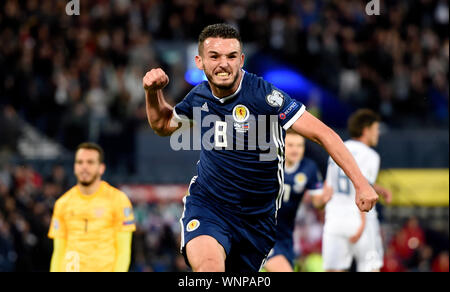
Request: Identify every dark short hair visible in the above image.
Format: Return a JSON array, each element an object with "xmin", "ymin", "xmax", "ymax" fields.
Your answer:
[
  {"xmin": 347, "ymin": 109, "xmax": 380, "ymax": 138},
  {"xmin": 76, "ymin": 142, "xmax": 104, "ymax": 163},
  {"xmin": 286, "ymin": 128, "xmax": 302, "ymax": 137},
  {"xmin": 198, "ymin": 23, "xmax": 242, "ymax": 55}
]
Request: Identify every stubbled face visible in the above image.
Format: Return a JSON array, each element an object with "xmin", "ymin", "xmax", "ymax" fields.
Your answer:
[
  {"xmin": 74, "ymin": 149, "xmax": 105, "ymax": 187},
  {"xmin": 196, "ymin": 37, "xmax": 245, "ymax": 96},
  {"xmin": 285, "ymin": 134, "xmax": 305, "ymax": 165},
  {"xmin": 366, "ymin": 122, "xmax": 380, "ymax": 147}
]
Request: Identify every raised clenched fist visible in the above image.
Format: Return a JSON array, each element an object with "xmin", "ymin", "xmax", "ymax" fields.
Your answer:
[{"xmin": 143, "ymin": 68, "xmax": 169, "ymax": 91}]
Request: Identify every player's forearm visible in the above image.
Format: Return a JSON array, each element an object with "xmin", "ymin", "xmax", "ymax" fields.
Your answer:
[
  {"xmin": 145, "ymin": 89, "xmax": 175, "ymax": 136},
  {"xmin": 355, "ymin": 212, "xmax": 366, "ymax": 235},
  {"xmin": 292, "ymin": 113, "xmax": 370, "ymax": 190},
  {"xmin": 318, "ymin": 129, "xmax": 368, "ymax": 190},
  {"xmin": 349, "ymin": 212, "xmax": 366, "ymax": 243}
]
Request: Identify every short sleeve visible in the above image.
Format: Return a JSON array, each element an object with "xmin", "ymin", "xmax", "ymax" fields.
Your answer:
[
  {"xmin": 364, "ymin": 153, "xmax": 380, "ymax": 185},
  {"xmin": 261, "ymin": 81, "xmax": 305, "ymax": 130},
  {"xmin": 173, "ymin": 92, "xmax": 195, "ymax": 121},
  {"xmin": 279, "ymin": 99, "xmax": 306, "ymax": 130},
  {"xmin": 114, "ymin": 192, "xmax": 136, "ymax": 232},
  {"xmin": 306, "ymin": 162, "xmax": 324, "ymax": 196},
  {"xmin": 48, "ymin": 200, "xmax": 67, "ymax": 239}
]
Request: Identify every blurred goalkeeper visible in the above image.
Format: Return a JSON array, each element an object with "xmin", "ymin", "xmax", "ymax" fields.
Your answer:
[{"xmin": 48, "ymin": 142, "xmax": 136, "ymax": 272}]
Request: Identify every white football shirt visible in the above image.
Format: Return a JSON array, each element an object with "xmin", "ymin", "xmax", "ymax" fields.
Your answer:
[{"xmin": 324, "ymin": 140, "xmax": 380, "ymax": 236}]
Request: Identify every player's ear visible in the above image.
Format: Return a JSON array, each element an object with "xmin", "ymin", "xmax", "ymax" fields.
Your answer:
[
  {"xmin": 99, "ymin": 163, "xmax": 106, "ymax": 176},
  {"xmin": 361, "ymin": 126, "xmax": 370, "ymax": 138},
  {"xmin": 240, "ymin": 53, "xmax": 245, "ymax": 69},
  {"xmin": 195, "ymin": 55, "xmax": 203, "ymax": 70}
]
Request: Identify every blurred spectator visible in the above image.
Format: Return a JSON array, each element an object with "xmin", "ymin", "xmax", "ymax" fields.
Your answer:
[
  {"xmin": 384, "ymin": 216, "xmax": 449, "ymax": 272},
  {"xmin": 0, "ymin": 106, "xmax": 23, "ymax": 154},
  {"xmin": 45, "ymin": 164, "xmax": 69, "ymax": 191},
  {"xmin": 432, "ymin": 251, "xmax": 449, "ymax": 272},
  {"xmin": 389, "ymin": 217, "xmax": 425, "ymax": 263},
  {"xmin": 404, "ymin": 217, "xmax": 426, "ymax": 247},
  {"xmin": 381, "ymin": 246, "xmax": 406, "ymax": 272},
  {"xmin": 0, "ymin": 215, "xmax": 16, "ymax": 272}
]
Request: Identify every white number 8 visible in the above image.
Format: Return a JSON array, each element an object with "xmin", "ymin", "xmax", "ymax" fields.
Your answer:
[{"xmin": 215, "ymin": 121, "xmax": 227, "ymax": 148}]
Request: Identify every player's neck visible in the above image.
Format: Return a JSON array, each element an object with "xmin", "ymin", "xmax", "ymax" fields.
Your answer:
[
  {"xmin": 285, "ymin": 159, "xmax": 301, "ymax": 172},
  {"xmin": 77, "ymin": 179, "xmax": 102, "ymax": 195},
  {"xmin": 353, "ymin": 137, "xmax": 370, "ymax": 147},
  {"xmin": 210, "ymin": 70, "xmax": 243, "ymax": 98}
]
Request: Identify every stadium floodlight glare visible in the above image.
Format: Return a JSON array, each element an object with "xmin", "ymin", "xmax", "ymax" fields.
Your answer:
[
  {"xmin": 185, "ymin": 68, "xmax": 208, "ymax": 85},
  {"xmin": 263, "ymin": 68, "xmax": 313, "ymax": 95}
]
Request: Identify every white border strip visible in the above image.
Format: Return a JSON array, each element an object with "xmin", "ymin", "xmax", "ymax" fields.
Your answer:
[{"xmin": 282, "ymin": 104, "xmax": 306, "ymax": 130}]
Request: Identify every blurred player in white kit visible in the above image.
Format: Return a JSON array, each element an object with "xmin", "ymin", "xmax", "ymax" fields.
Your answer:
[{"xmin": 322, "ymin": 109, "xmax": 392, "ymax": 272}]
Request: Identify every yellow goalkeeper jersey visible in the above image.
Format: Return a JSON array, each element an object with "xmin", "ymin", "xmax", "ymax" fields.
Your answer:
[{"xmin": 48, "ymin": 181, "xmax": 136, "ymax": 272}]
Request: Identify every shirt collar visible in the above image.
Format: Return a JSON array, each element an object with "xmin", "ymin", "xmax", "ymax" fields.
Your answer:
[{"xmin": 285, "ymin": 160, "xmax": 302, "ymax": 174}]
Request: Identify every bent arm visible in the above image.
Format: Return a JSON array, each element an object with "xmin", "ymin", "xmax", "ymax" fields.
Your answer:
[
  {"xmin": 291, "ymin": 111, "xmax": 378, "ymax": 211},
  {"xmin": 143, "ymin": 68, "xmax": 181, "ymax": 136},
  {"xmin": 145, "ymin": 89, "xmax": 180, "ymax": 136},
  {"xmin": 113, "ymin": 231, "xmax": 133, "ymax": 272},
  {"xmin": 50, "ymin": 238, "xmax": 66, "ymax": 272},
  {"xmin": 349, "ymin": 212, "xmax": 366, "ymax": 244}
]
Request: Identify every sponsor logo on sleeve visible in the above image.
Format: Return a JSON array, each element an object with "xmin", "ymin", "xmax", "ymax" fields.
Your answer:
[{"xmin": 280, "ymin": 101, "xmax": 299, "ymax": 118}]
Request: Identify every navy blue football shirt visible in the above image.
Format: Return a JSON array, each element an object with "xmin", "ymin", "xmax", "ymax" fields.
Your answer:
[
  {"xmin": 173, "ymin": 71, "xmax": 305, "ymax": 216},
  {"xmin": 276, "ymin": 157, "xmax": 323, "ymax": 243}
]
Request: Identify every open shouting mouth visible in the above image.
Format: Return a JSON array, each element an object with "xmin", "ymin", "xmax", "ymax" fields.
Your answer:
[{"xmin": 215, "ymin": 72, "xmax": 231, "ymax": 78}]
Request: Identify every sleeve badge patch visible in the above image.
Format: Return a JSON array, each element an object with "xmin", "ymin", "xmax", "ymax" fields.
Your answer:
[
  {"xmin": 266, "ymin": 90, "xmax": 285, "ymax": 108},
  {"xmin": 124, "ymin": 207, "xmax": 132, "ymax": 217}
]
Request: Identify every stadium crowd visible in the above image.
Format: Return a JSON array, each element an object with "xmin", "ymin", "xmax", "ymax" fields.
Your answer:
[
  {"xmin": 0, "ymin": 0, "xmax": 449, "ymax": 272},
  {"xmin": 0, "ymin": 0, "xmax": 448, "ymax": 155}
]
